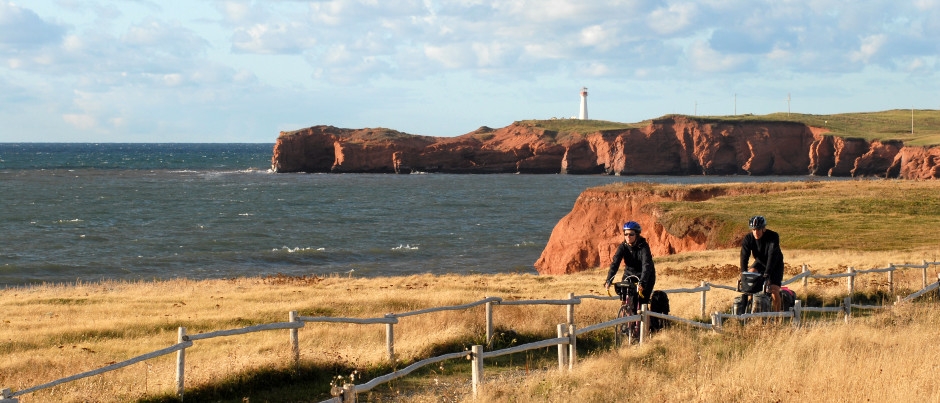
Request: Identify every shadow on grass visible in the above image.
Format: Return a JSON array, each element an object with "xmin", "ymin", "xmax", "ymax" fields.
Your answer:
[
  {"xmin": 137, "ymin": 361, "xmax": 367, "ymax": 403},
  {"xmin": 136, "ymin": 326, "xmax": 613, "ymax": 403}
]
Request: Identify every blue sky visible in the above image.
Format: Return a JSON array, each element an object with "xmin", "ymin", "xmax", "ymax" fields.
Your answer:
[{"xmin": 1, "ymin": 0, "xmax": 938, "ymax": 143}]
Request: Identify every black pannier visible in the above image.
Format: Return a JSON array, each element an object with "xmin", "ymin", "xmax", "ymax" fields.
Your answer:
[
  {"xmin": 737, "ymin": 272, "xmax": 765, "ymax": 294},
  {"xmin": 649, "ymin": 290, "xmax": 670, "ymax": 332}
]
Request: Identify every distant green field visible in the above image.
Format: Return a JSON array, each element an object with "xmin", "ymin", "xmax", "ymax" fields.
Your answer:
[
  {"xmin": 517, "ymin": 118, "xmax": 646, "ymax": 134},
  {"xmin": 519, "ymin": 109, "xmax": 940, "ymax": 146},
  {"xmin": 603, "ymin": 180, "xmax": 940, "ymax": 252}
]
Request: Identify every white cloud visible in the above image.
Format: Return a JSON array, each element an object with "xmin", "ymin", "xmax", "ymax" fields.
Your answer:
[
  {"xmin": 851, "ymin": 34, "xmax": 886, "ymax": 63},
  {"xmin": 424, "ymin": 43, "xmax": 471, "ymax": 69},
  {"xmin": 122, "ymin": 18, "xmax": 209, "ymax": 57},
  {"xmin": 687, "ymin": 40, "xmax": 749, "ymax": 73},
  {"xmin": 231, "ymin": 22, "xmax": 315, "ymax": 54},
  {"xmin": 647, "ymin": 2, "xmax": 697, "ymax": 35},
  {"xmin": 471, "ymin": 42, "xmax": 515, "ymax": 68},
  {"xmin": 580, "ymin": 61, "xmax": 612, "ymax": 77},
  {"xmin": 62, "ymin": 113, "xmax": 97, "ymax": 130},
  {"xmin": 579, "ymin": 24, "xmax": 621, "ymax": 50}
]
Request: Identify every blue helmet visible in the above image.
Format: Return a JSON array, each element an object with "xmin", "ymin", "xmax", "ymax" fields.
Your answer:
[
  {"xmin": 748, "ymin": 215, "xmax": 767, "ymax": 229},
  {"xmin": 623, "ymin": 221, "xmax": 641, "ymax": 234}
]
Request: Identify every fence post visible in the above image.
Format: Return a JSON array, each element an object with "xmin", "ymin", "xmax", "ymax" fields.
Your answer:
[
  {"xmin": 710, "ymin": 312, "xmax": 721, "ymax": 331},
  {"xmin": 471, "ymin": 345, "xmax": 484, "ymax": 397},
  {"xmin": 485, "ymin": 299, "xmax": 494, "ymax": 346},
  {"xmin": 802, "ymin": 264, "xmax": 809, "ymax": 291},
  {"xmin": 289, "ymin": 311, "xmax": 300, "ymax": 366},
  {"xmin": 888, "ymin": 267, "xmax": 895, "ymax": 295},
  {"xmin": 843, "ymin": 297, "xmax": 852, "ymax": 323},
  {"xmin": 556, "ymin": 324, "xmax": 568, "ymax": 370},
  {"xmin": 936, "ymin": 273, "xmax": 940, "ymax": 299},
  {"xmin": 847, "ymin": 267, "xmax": 855, "ymax": 295},
  {"xmin": 700, "ymin": 281, "xmax": 707, "ymax": 318},
  {"xmin": 923, "ymin": 260, "xmax": 928, "ymax": 289},
  {"xmin": 639, "ymin": 304, "xmax": 650, "ymax": 345},
  {"xmin": 1, "ymin": 388, "xmax": 17, "ymax": 403},
  {"xmin": 567, "ymin": 324, "xmax": 577, "ymax": 370},
  {"xmin": 342, "ymin": 383, "xmax": 357, "ymax": 403},
  {"xmin": 792, "ymin": 300, "xmax": 802, "ymax": 328},
  {"xmin": 385, "ymin": 320, "xmax": 395, "ymax": 364},
  {"xmin": 566, "ymin": 292, "xmax": 575, "ymax": 326},
  {"xmin": 176, "ymin": 327, "xmax": 186, "ymax": 400}
]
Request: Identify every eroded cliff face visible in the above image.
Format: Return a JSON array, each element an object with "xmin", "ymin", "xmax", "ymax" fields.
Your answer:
[
  {"xmin": 271, "ymin": 116, "xmax": 939, "ymax": 179},
  {"xmin": 533, "ymin": 184, "xmax": 797, "ymax": 275},
  {"xmin": 889, "ymin": 146, "xmax": 940, "ymax": 179},
  {"xmin": 533, "ymin": 186, "xmax": 752, "ymax": 275}
]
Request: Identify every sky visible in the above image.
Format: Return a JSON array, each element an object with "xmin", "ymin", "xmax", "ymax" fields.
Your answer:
[{"xmin": 1, "ymin": 1, "xmax": 938, "ymax": 143}]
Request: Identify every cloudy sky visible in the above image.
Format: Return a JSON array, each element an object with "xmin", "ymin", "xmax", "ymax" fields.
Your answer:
[{"xmin": 1, "ymin": 1, "xmax": 938, "ymax": 143}]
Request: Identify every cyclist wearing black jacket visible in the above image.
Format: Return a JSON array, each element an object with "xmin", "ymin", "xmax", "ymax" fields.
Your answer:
[
  {"xmin": 604, "ymin": 221, "xmax": 656, "ymax": 304},
  {"xmin": 740, "ymin": 215, "xmax": 784, "ymax": 311}
]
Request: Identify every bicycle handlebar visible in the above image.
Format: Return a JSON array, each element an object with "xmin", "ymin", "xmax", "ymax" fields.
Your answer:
[{"xmin": 616, "ymin": 275, "xmax": 640, "ymax": 284}]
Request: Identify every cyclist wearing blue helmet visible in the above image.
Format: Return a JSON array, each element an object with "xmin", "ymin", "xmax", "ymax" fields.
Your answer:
[
  {"xmin": 604, "ymin": 221, "xmax": 656, "ymax": 303},
  {"xmin": 741, "ymin": 215, "xmax": 784, "ymax": 311}
]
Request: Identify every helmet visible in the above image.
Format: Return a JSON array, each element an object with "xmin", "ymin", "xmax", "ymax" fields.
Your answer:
[
  {"xmin": 622, "ymin": 221, "xmax": 641, "ymax": 234},
  {"xmin": 748, "ymin": 215, "xmax": 767, "ymax": 229}
]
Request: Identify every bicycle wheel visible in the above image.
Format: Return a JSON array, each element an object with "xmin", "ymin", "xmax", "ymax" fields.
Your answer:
[{"xmin": 617, "ymin": 304, "xmax": 633, "ymax": 335}]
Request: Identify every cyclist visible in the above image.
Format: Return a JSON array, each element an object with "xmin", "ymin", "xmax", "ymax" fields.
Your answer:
[
  {"xmin": 604, "ymin": 221, "xmax": 656, "ymax": 307},
  {"xmin": 740, "ymin": 215, "xmax": 784, "ymax": 311}
]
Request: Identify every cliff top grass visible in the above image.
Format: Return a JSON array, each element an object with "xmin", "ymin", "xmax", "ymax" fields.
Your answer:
[
  {"xmin": 702, "ymin": 109, "xmax": 940, "ymax": 146},
  {"xmin": 516, "ymin": 118, "xmax": 646, "ymax": 134},
  {"xmin": 596, "ymin": 179, "xmax": 940, "ymax": 252},
  {"xmin": 522, "ymin": 109, "xmax": 940, "ymax": 146}
]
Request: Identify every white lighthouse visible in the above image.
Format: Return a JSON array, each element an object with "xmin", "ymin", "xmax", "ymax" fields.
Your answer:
[{"xmin": 578, "ymin": 87, "xmax": 588, "ymax": 120}]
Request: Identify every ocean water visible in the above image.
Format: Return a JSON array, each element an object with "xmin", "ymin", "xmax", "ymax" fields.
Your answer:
[{"xmin": 0, "ymin": 143, "xmax": 825, "ymax": 286}]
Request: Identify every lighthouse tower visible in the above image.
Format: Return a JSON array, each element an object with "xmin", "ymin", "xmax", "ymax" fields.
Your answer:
[{"xmin": 578, "ymin": 87, "xmax": 588, "ymax": 120}]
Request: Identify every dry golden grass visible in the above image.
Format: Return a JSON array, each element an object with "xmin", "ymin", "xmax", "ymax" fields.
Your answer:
[
  {"xmin": 1, "ymin": 247, "xmax": 938, "ymax": 402},
  {"xmin": 470, "ymin": 302, "xmax": 940, "ymax": 403}
]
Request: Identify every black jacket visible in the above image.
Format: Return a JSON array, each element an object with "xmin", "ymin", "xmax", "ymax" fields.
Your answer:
[
  {"xmin": 605, "ymin": 236, "xmax": 656, "ymax": 296},
  {"xmin": 740, "ymin": 229, "xmax": 784, "ymax": 277}
]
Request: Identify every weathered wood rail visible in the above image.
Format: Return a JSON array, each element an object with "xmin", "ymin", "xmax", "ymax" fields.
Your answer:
[{"xmin": 2, "ymin": 262, "xmax": 938, "ymax": 403}]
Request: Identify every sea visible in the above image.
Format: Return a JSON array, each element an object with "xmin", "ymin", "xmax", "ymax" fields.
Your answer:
[{"xmin": 0, "ymin": 143, "xmax": 828, "ymax": 286}]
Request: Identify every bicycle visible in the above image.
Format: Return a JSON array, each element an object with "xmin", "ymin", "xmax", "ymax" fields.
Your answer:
[
  {"xmin": 611, "ymin": 275, "xmax": 641, "ymax": 344},
  {"xmin": 733, "ymin": 271, "xmax": 771, "ymax": 315}
]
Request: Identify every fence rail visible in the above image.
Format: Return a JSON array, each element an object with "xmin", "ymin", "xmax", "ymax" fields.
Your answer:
[{"xmin": 3, "ymin": 262, "xmax": 938, "ymax": 403}]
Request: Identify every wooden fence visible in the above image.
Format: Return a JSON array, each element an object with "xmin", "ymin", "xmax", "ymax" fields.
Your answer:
[{"xmin": 2, "ymin": 261, "xmax": 938, "ymax": 403}]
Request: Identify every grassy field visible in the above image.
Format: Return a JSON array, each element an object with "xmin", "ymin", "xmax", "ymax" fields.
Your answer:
[
  {"xmin": 519, "ymin": 109, "xmax": 940, "ymax": 146},
  {"xmin": 2, "ymin": 181, "xmax": 940, "ymax": 402},
  {"xmin": 598, "ymin": 179, "xmax": 940, "ymax": 252},
  {"xmin": 1, "ymin": 249, "xmax": 937, "ymax": 403}
]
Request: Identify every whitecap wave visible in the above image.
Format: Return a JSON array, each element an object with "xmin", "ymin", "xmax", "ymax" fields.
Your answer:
[
  {"xmin": 391, "ymin": 244, "xmax": 419, "ymax": 250},
  {"xmin": 273, "ymin": 246, "xmax": 325, "ymax": 253}
]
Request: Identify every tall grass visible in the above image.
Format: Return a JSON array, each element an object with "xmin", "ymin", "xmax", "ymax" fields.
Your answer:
[
  {"xmin": 469, "ymin": 302, "xmax": 940, "ymax": 403},
  {"xmin": 2, "ymin": 245, "xmax": 938, "ymax": 402}
]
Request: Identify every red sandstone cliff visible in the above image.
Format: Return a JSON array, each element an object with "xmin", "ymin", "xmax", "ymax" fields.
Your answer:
[
  {"xmin": 271, "ymin": 116, "xmax": 940, "ymax": 179},
  {"xmin": 533, "ymin": 183, "xmax": 808, "ymax": 275},
  {"xmin": 535, "ymin": 186, "xmax": 729, "ymax": 274}
]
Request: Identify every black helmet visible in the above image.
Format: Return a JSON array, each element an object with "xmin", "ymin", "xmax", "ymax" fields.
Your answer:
[
  {"xmin": 623, "ymin": 221, "xmax": 641, "ymax": 234},
  {"xmin": 748, "ymin": 215, "xmax": 767, "ymax": 229}
]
